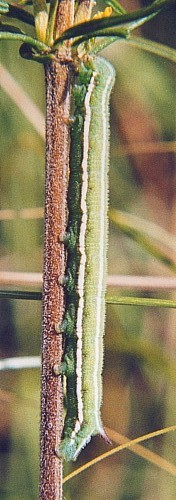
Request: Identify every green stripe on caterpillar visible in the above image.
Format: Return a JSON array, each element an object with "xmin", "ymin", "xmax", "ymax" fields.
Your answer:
[{"xmin": 55, "ymin": 56, "xmax": 115, "ymax": 461}]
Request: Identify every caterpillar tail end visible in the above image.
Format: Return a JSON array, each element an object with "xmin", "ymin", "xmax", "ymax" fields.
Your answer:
[
  {"xmin": 56, "ymin": 426, "xmax": 111, "ymax": 462},
  {"xmin": 55, "ymin": 434, "xmax": 91, "ymax": 462}
]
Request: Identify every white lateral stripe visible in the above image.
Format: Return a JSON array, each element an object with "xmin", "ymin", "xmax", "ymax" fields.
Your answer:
[
  {"xmin": 75, "ymin": 73, "xmax": 96, "ymax": 429},
  {"xmin": 93, "ymin": 72, "xmax": 113, "ymax": 427}
]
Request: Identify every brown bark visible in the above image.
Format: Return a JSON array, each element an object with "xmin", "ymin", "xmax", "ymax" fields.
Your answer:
[{"xmin": 39, "ymin": 1, "xmax": 74, "ymax": 497}]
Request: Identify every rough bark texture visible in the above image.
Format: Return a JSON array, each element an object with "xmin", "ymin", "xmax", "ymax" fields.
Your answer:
[
  {"xmin": 39, "ymin": 61, "xmax": 70, "ymax": 500},
  {"xmin": 39, "ymin": 2, "xmax": 74, "ymax": 495}
]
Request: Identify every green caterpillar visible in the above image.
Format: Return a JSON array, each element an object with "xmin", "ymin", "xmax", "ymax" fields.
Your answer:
[{"xmin": 55, "ymin": 56, "xmax": 115, "ymax": 461}]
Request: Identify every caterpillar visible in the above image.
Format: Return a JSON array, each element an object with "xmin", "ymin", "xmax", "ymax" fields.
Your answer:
[{"xmin": 55, "ymin": 56, "xmax": 115, "ymax": 461}]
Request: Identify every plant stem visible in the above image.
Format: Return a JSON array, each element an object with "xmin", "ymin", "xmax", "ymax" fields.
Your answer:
[
  {"xmin": 39, "ymin": 61, "xmax": 70, "ymax": 500},
  {"xmin": 0, "ymin": 290, "xmax": 42, "ymax": 300},
  {"xmin": 106, "ymin": 295, "xmax": 176, "ymax": 308},
  {"xmin": 39, "ymin": 2, "xmax": 74, "ymax": 497}
]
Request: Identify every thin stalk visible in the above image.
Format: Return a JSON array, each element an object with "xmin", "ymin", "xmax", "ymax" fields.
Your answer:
[
  {"xmin": 0, "ymin": 271, "xmax": 42, "ymax": 286},
  {"xmin": 39, "ymin": 2, "xmax": 74, "ymax": 498},
  {"xmin": 0, "ymin": 356, "xmax": 41, "ymax": 371},
  {"xmin": 106, "ymin": 295, "xmax": 176, "ymax": 308},
  {"xmin": 1, "ymin": 272, "xmax": 176, "ymax": 290},
  {"xmin": 0, "ymin": 290, "xmax": 42, "ymax": 300},
  {"xmin": 0, "ymin": 31, "xmax": 49, "ymax": 51},
  {"xmin": 127, "ymin": 35, "xmax": 176, "ymax": 63},
  {"xmin": 46, "ymin": 0, "xmax": 59, "ymax": 46},
  {"xmin": 63, "ymin": 425, "xmax": 176, "ymax": 484},
  {"xmin": 39, "ymin": 63, "xmax": 70, "ymax": 498}
]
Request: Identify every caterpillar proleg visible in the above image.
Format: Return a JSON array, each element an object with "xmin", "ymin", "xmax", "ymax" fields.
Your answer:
[{"xmin": 56, "ymin": 56, "xmax": 115, "ymax": 461}]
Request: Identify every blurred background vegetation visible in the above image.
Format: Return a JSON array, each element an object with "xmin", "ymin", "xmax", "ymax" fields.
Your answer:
[{"xmin": 0, "ymin": 0, "xmax": 176, "ymax": 498}]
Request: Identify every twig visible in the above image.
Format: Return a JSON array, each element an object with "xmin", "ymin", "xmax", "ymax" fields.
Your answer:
[
  {"xmin": 1, "ymin": 272, "xmax": 176, "ymax": 290},
  {"xmin": 107, "ymin": 275, "xmax": 176, "ymax": 289},
  {"xmin": 39, "ymin": 1, "xmax": 74, "ymax": 497},
  {"xmin": 0, "ymin": 356, "xmax": 41, "ymax": 371},
  {"xmin": 0, "ymin": 271, "xmax": 42, "ymax": 286}
]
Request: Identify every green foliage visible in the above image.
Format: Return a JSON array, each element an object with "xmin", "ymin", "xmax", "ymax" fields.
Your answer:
[
  {"xmin": 0, "ymin": 0, "xmax": 175, "ymax": 62},
  {"xmin": 54, "ymin": 0, "xmax": 175, "ymax": 45}
]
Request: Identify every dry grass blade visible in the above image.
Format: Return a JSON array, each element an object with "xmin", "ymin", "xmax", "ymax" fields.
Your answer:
[
  {"xmin": 0, "ymin": 64, "xmax": 45, "ymax": 139},
  {"xmin": 63, "ymin": 425, "xmax": 176, "ymax": 484},
  {"xmin": 1, "ymin": 272, "xmax": 176, "ymax": 290},
  {"xmin": 106, "ymin": 427, "xmax": 176, "ymax": 476}
]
